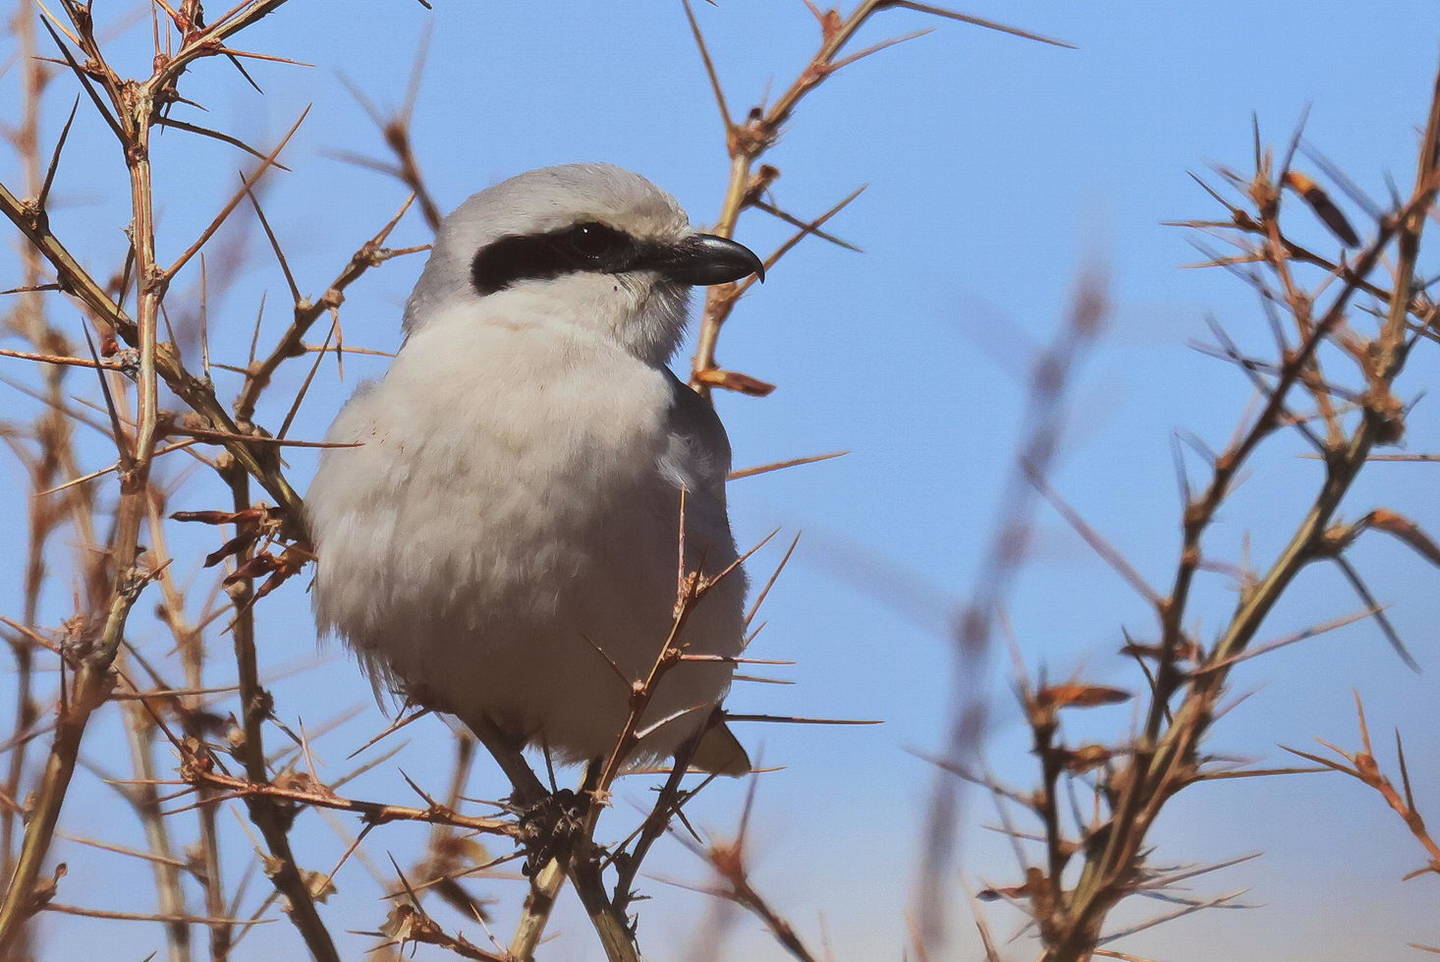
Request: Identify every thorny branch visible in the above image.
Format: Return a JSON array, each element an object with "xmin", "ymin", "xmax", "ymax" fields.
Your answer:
[
  {"xmin": 938, "ymin": 55, "xmax": 1440, "ymax": 962},
  {"xmin": 681, "ymin": 0, "xmax": 1069, "ymax": 398},
  {"xmin": 0, "ymin": 2, "xmax": 867, "ymax": 957},
  {"xmin": 0, "ymin": 2, "xmax": 432, "ymax": 957}
]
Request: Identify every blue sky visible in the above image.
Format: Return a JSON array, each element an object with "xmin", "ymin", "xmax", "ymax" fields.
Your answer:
[{"xmin": 3, "ymin": 1, "xmax": 1440, "ymax": 960}]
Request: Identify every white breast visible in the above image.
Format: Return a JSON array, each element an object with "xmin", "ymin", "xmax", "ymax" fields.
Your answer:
[{"xmin": 307, "ymin": 301, "xmax": 745, "ymax": 763}]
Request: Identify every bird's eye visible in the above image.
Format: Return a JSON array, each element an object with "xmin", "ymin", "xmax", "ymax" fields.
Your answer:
[{"xmin": 566, "ymin": 222, "xmax": 620, "ymax": 258}]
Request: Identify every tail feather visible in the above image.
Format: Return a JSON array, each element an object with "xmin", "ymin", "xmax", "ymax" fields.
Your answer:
[{"xmin": 690, "ymin": 720, "xmax": 750, "ymax": 776}]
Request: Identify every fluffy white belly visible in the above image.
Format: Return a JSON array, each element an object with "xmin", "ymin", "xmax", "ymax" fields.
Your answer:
[{"xmin": 307, "ymin": 321, "xmax": 745, "ymax": 763}]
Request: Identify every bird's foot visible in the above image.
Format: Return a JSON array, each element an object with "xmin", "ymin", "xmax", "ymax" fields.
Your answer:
[{"xmin": 511, "ymin": 788, "xmax": 588, "ymax": 877}]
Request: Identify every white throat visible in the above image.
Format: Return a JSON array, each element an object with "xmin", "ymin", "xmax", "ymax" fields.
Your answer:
[{"xmin": 407, "ymin": 270, "xmax": 692, "ymax": 367}]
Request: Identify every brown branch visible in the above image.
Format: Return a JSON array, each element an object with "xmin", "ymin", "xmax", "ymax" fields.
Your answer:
[
  {"xmin": 221, "ymin": 469, "xmax": 339, "ymax": 962},
  {"xmin": 1290, "ymin": 696, "xmax": 1440, "ymax": 877},
  {"xmin": 1021, "ymin": 62, "xmax": 1440, "ymax": 962},
  {"xmin": 180, "ymin": 767, "xmax": 516, "ymax": 838},
  {"xmin": 686, "ymin": 0, "xmax": 1067, "ymax": 395},
  {"xmin": 0, "ymin": 0, "xmax": 184, "ymax": 938},
  {"xmin": 233, "ymin": 193, "xmax": 417, "ymax": 424}
]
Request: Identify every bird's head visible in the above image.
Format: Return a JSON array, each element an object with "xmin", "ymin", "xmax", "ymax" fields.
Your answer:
[{"xmin": 403, "ymin": 163, "xmax": 763, "ymax": 363}]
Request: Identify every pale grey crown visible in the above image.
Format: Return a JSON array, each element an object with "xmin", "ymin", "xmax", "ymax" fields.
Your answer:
[{"xmin": 401, "ymin": 163, "xmax": 691, "ymax": 336}]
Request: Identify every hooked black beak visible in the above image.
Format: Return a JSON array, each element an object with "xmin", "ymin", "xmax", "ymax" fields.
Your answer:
[{"xmin": 650, "ymin": 233, "xmax": 765, "ymax": 286}]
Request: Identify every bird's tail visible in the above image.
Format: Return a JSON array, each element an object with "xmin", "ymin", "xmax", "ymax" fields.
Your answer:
[{"xmin": 691, "ymin": 718, "xmax": 750, "ymax": 776}]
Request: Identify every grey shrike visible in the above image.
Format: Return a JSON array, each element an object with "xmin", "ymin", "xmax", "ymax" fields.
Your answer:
[{"xmin": 307, "ymin": 163, "xmax": 763, "ymax": 777}]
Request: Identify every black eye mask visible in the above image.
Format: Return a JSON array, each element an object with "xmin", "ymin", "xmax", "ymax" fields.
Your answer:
[
  {"xmin": 470, "ymin": 222, "xmax": 651, "ymax": 296},
  {"xmin": 470, "ymin": 223, "xmax": 764, "ymax": 296}
]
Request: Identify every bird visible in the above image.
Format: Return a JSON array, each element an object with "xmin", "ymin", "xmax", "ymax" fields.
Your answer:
[{"xmin": 306, "ymin": 163, "xmax": 763, "ymax": 784}]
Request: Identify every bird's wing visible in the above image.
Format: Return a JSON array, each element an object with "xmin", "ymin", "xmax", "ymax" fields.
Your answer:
[
  {"xmin": 658, "ymin": 375, "xmax": 752, "ymax": 777},
  {"xmin": 658, "ymin": 369, "xmax": 733, "ymax": 508}
]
